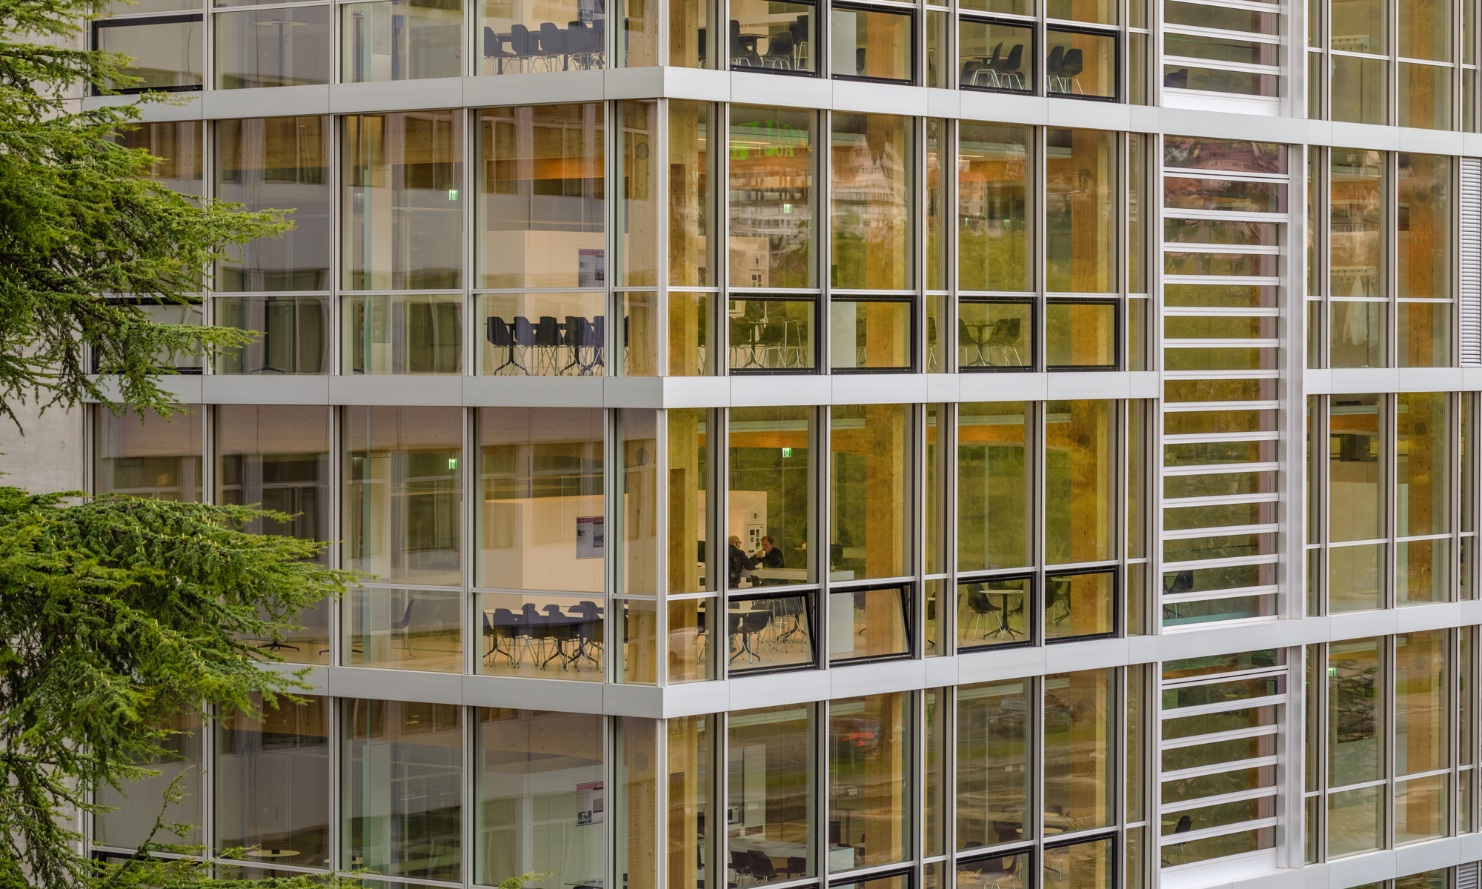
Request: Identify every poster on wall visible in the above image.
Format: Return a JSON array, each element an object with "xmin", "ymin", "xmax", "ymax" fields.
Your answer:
[
  {"xmin": 576, "ymin": 516, "xmax": 605, "ymax": 559},
  {"xmin": 577, "ymin": 781, "xmax": 605, "ymax": 825}
]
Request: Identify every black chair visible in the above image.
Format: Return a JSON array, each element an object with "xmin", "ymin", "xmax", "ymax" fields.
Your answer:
[
  {"xmin": 590, "ymin": 314, "xmax": 606, "ymax": 372},
  {"xmin": 535, "ymin": 315, "xmax": 564, "ymax": 373},
  {"xmin": 762, "ymin": 30, "xmax": 794, "ymax": 69},
  {"xmin": 538, "ymin": 22, "xmax": 568, "ymax": 69},
  {"xmin": 996, "ymin": 43, "xmax": 1025, "ymax": 90},
  {"xmin": 1046, "ymin": 44, "xmax": 1065, "ymax": 90},
  {"xmin": 509, "ymin": 23, "xmax": 538, "ymax": 70},
  {"xmin": 1059, "ymin": 47, "xmax": 1084, "ymax": 94},
  {"xmin": 987, "ymin": 316, "xmax": 1023, "ymax": 365},
  {"xmin": 1045, "ymin": 576, "xmax": 1071, "ymax": 626},
  {"xmin": 728, "ymin": 850, "xmax": 754, "ymax": 883},
  {"xmin": 567, "ymin": 20, "xmax": 601, "ymax": 68},
  {"xmin": 792, "ymin": 14, "xmax": 811, "ymax": 67},
  {"xmin": 856, "ymin": 47, "xmax": 866, "ymax": 75},
  {"xmin": 518, "ymin": 603, "xmax": 548, "ymax": 664},
  {"xmin": 1164, "ymin": 66, "xmax": 1189, "ymax": 89},
  {"xmin": 730, "ymin": 20, "xmax": 760, "ymax": 67},
  {"xmin": 487, "ymin": 608, "xmax": 520, "ymax": 665},
  {"xmin": 1163, "ymin": 814, "xmax": 1193, "ymax": 865},
  {"xmin": 959, "ymin": 317, "xmax": 988, "ymax": 366},
  {"xmin": 486, "ymin": 316, "xmax": 523, "ymax": 374},
  {"xmin": 512, "ymin": 316, "xmax": 538, "ymax": 370},
  {"xmin": 745, "ymin": 851, "xmax": 778, "ymax": 883},
  {"xmin": 784, "ymin": 857, "xmax": 806, "ymax": 878},
  {"xmin": 484, "ymin": 27, "xmax": 519, "ymax": 74},
  {"xmin": 391, "ymin": 599, "xmax": 416, "ymax": 657}
]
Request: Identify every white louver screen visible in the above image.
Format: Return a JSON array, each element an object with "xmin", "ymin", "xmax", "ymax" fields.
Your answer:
[
  {"xmin": 1461, "ymin": 158, "xmax": 1482, "ymax": 366},
  {"xmin": 1458, "ymin": 861, "xmax": 1480, "ymax": 889}
]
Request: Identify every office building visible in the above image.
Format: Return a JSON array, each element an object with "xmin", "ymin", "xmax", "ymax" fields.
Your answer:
[{"xmin": 72, "ymin": 1, "xmax": 1482, "ymax": 888}]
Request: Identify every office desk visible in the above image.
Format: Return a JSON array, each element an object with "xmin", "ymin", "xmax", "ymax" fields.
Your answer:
[{"xmin": 747, "ymin": 568, "xmax": 856, "ymax": 584}]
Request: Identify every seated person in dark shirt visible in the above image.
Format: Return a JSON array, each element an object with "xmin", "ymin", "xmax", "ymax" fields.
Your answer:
[
  {"xmin": 727, "ymin": 535, "xmax": 752, "ymax": 587},
  {"xmin": 755, "ymin": 535, "xmax": 785, "ymax": 569}
]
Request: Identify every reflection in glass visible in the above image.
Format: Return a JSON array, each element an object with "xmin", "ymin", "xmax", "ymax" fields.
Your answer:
[
  {"xmin": 95, "ymin": 711, "xmax": 201, "ymax": 848},
  {"xmin": 344, "ymin": 700, "xmax": 463, "ymax": 881},
  {"xmin": 217, "ymin": 117, "xmax": 330, "ymax": 292},
  {"xmin": 1045, "ymin": 670, "xmax": 1113, "ymax": 830},
  {"xmin": 831, "ymin": 113, "xmax": 911, "ymax": 290},
  {"xmin": 216, "ymin": 7, "xmax": 331, "ymax": 88},
  {"xmin": 1329, "ymin": 394, "xmax": 1383, "ymax": 544},
  {"xmin": 216, "ymin": 296, "xmax": 330, "ymax": 374},
  {"xmin": 830, "ymin": 404, "xmax": 910, "ymax": 580},
  {"xmin": 346, "ymin": 587, "xmax": 461, "ymax": 672},
  {"xmin": 727, "ymin": 704, "xmax": 814, "ymax": 886},
  {"xmin": 828, "ymin": 586, "xmax": 910, "ymax": 662},
  {"xmin": 477, "ymin": 104, "xmax": 604, "ymax": 289},
  {"xmin": 828, "ymin": 694, "xmax": 910, "ymax": 870},
  {"xmin": 957, "ymin": 680, "xmax": 1031, "ymax": 846},
  {"xmin": 958, "ymin": 402, "xmax": 1032, "ymax": 570},
  {"xmin": 1328, "ymin": 784, "xmax": 1384, "ymax": 858},
  {"xmin": 343, "ymin": 406, "xmax": 463, "ymax": 585},
  {"xmin": 342, "ymin": 1, "xmax": 463, "ymax": 82},
  {"xmin": 730, "ymin": 106, "xmax": 814, "ymax": 288},
  {"xmin": 1331, "ymin": 56, "xmax": 1388, "ymax": 124},
  {"xmin": 477, "ymin": 407, "xmax": 604, "ymax": 591},
  {"xmin": 343, "ymin": 111, "xmax": 464, "ymax": 290},
  {"xmin": 618, "ymin": 101, "xmax": 659, "ymax": 287},
  {"xmin": 727, "ymin": 297, "xmax": 816, "ymax": 371},
  {"xmin": 958, "ymin": 123, "xmax": 1031, "ymax": 292},
  {"xmin": 1047, "ymin": 300, "xmax": 1117, "ymax": 368},
  {"xmin": 216, "ymin": 696, "xmax": 329, "ymax": 862},
  {"xmin": 94, "ymin": 406, "xmax": 203, "ymax": 501},
  {"xmin": 476, "ymin": 710, "xmax": 602, "ymax": 882},
  {"xmin": 345, "ymin": 294, "xmax": 463, "ymax": 374},
  {"xmin": 95, "ymin": 17, "xmax": 204, "ymax": 92},
  {"xmin": 1044, "ymin": 838, "xmax": 1113, "ymax": 888},
  {"xmin": 830, "ymin": 6, "xmax": 913, "ymax": 82},
  {"xmin": 1329, "ymin": 638, "xmax": 1384, "ymax": 787},
  {"xmin": 668, "ymin": 409, "xmax": 711, "ymax": 595}
]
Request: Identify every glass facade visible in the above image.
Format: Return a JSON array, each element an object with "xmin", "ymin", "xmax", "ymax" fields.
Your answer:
[{"xmin": 76, "ymin": 3, "xmax": 1482, "ymax": 889}]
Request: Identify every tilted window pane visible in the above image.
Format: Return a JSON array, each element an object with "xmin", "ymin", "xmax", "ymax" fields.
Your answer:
[
  {"xmin": 94, "ymin": 17, "xmax": 203, "ymax": 93},
  {"xmin": 1329, "ymin": 638, "xmax": 1385, "ymax": 787}
]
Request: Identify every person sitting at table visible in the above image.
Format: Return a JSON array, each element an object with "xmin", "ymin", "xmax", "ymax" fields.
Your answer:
[
  {"xmin": 754, "ymin": 535, "xmax": 785, "ymax": 569},
  {"xmin": 727, "ymin": 535, "xmax": 753, "ymax": 587}
]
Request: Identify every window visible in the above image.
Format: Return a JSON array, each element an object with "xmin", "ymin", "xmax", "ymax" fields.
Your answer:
[
  {"xmin": 92, "ymin": 14, "xmax": 203, "ymax": 93},
  {"xmin": 830, "ymin": 6, "xmax": 914, "ymax": 82},
  {"xmin": 478, "ymin": 0, "xmax": 608, "ymax": 75},
  {"xmin": 215, "ymin": 5, "xmax": 331, "ymax": 89},
  {"xmin": 342, "ymin": 0, "xmax": 464, "ymax": 82}
]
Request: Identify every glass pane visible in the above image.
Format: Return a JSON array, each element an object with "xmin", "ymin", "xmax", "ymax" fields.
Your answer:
[
  {"xmin": 1044, "ymin": 837, "xmax": 1113, "ymax": 888},
  {"xmin": 668, "ymin": 597, "xmax": 715, "ymax": 682},
  {"xmin": 1047, "ymin": 301, "xmax": 1116, "ymax": 367},
  {"xmin": 216, "ymin": 296, "xmax": 330, "ymax": 374},
  {"xmin": 669, "ymin": 0, "xmax": 709, "ymax": 67},
  {"xmin": 479, "ymin": 592, "xmax": 604, "ymax": 680},
  {"xmin": 95, "ymin": 17, "xmax": 203, "ymax": 92},
  {"xmin": 477, "ymin": 0, "xmax": 609, "ymax": 74},
  {"xmin": 728, "ymin": 593, "xmax": 815, "ymax": 670},
  {"xmin": 830, "ymin": 404, "xmax": 910, "ymax": 580},
  {"xmin": 959, "ymin": 20, "xmax": 1034, "ymax": 92},
  {"xmin": 1395, "ymin": 630, "xmax": 1449, "ymax": 774},
  {"xmin": 619, "ymin": 101, "xmax": 660, "ymax": 287},
  {"xmin": 729, "ymin": 106, "xmax": 814, "ymax": 288},
  {"xmin": 347, "ymin": 586, "xmax": 461, "ymax": 671},
  {"xmin": 958, "ymin": 402, "xmax": 1033, "ymax": 570},
  {"xmin": 479, "ymin": 293, "xmax": 606, "ymax": 376},
  {"xmin": 669, "ymin": 409, "xmax": 712, "ymax": 595},
  {"xmin": 1331, "ymin": 55, "xmax": 1388, "ymax": 124},
  {"xmin": 1329, "ymin": 394, "xmax": 1384, "ymax": 542},
  {"xmin": 830, "ymin": 7, "xmax": 913, "ymax": 82},
  {"xmin": 95, "ymin": 711, "xmax": 202, "ymax": 847},
  {"xmin": 1398, "ymin": 153, "xmax": 1452, "ymax": 300},
  {"xmin": 216, "ymin": 697, "xmax": 329, "ymax": 862},
  {"xmin": 1399, "ymin": 61, "xmax": 1452, "ymax": 129},
  {"xmin": 342, "ymin": 0, "xmax": 463, "ymax": 81},
  {"xmin": 926, "ymin": 10, "xmax": 948, "ymax": 88},
  {"xmin": 216, "ymin": 117, "xmax": 330, "ymax": 292},
  {"xmin": 1045, "ymin": 570, "xmax": 1116, "ymax": 639},
  {"xmin": 1044, "ymin": 671, "xmax": 1113, "ymax": 829},
  {"xmin": 670, "ymin": 101, "xmax": 715, "ymax": 286},
  {"xmin": 1330, "ymin": 542, "xmax": 1386, "ymax": 612},
  {"xmin": 1399, "ymin": 301, "xmax": 1452, "ymax": 367},
  {"xmin": 617, "ymin": 409, "xmax": 658, "ymax": 597},
  {"xmin": 831, "ymin": 300, "xmax": 912, "ymax": 370},
  {"xmin": 669, "ymin": 291, "xmax": 715, "ymax": 375},
  {"xmin": 344, "ymin": 700, "xmax": 462, "ymax": 881},
  {"xmin": 832, "ymin": 113, "xmax": 912, "ymax": 290},
  {"xmin": 477, "ymin": 104, "xmax": 604, "ymax": 289},
  {"xmin": 476, "ymin": 708, "xmax": 602, "ymax": 886},
  {"xmin": 958, "ymin": 122, "xmax": 1031, "ymax": 292},
  {"xmin": 925, "ymin": 404, "xmax": 947, "ymax": 573},
  {"xmin": 1331, "ymin": 301, "xmax": 1386, "ymax": 368},
  {"xmin": 925, "ymin": 689, "xmax": 946, "ymax": 854},
  {"xmin": 477, "ymin": 407, "xmax": 604, "ymax": 591},
  {"xmin": 828, "ymin": 585, "xmax": 910, "ymax": 662},
  {"xmin": 343, "ymin": 110, "xmax": 463, "ymax": 290},
  {"xmin": 623, "ymin": 0, "xmax": 659, "ymax": 66},
  {"xmin": 958, "ymin": 576, "xmax": 1031, "ymax": 648},
  {"xmin": 1329, "ymin": 638, "xmax": 1385, "ymax": 787},
  {"xmin": 1046, "ymin": 128, "xmax": 1114, "ymax": 292},
  {"xmin": 1046, "ymin": 29, "xmax": 1116, "ymax": 98},
  {"xmin": 1046, "ymin": 400, "xmax": 1113, "ymax": 564},
  {"xmin": 667, "ymin": 716, "xmax": 714, "ymax": 889},
  {"xmin": 216, "ymin": 7, "xmax": 331, "ymax": 88},
  {"xmin": 828, "ymin": 693, "xmax": 911, "ymax": 870},
  {"xmin": 94, "ymin": 406, "xmax": 203, "ymax": 501},
  {"xmin": 344, "ymin": 294, "xmax": 464, "ymax": 374},
  {"xmin": 727, "ymin": 704, "xmax": 815, "ymax": 884},
  {"xmin": 1327, "ymin": 784, "xmax": 1385, "ymax": 858},
  {"xmin": 729, "ymin": 406, "xmax": 812, "ymax": 587},
  {"xmin": 960, "ymin": 300, "xmax": 1033, "ymax": 369},
  {"xmin": 927, "ymin": 119, "xmax": 947, "ymax": 290},
  {"xmin": 1398, "ymin": 392, "xmax": 1450, "ymax": 538},
  {"xmin": 729, "ymin": 0, "xmax": 817, "ymax": 73},
  {"xmin": 957, "ymin": 679, "xmax": 1033, "ymax": 847}
]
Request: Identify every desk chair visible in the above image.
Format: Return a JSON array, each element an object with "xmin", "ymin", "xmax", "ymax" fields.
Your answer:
[
  {"xmin": 987, "ymin": 316, "xmax": 1023, "ymax": 366},
  {"xmin": 484, "ymin": 27, "xmax": 519, "ymax": 74},
  {"xmin": 486, "ymin": 317, "xmax": 524, "ymax": 374},
  {"xmin": 535, "ymin": 315, "xmax": 564, "ymax": 374},
  {"xmin": 485, "ymin": 609, "xmax": 519, "ymax": 665},
  {"xmin": 790, "ymin": 15, "xmax": 811, "ymax": 68},
  {"xmin": 763, "ymin": 30, "xmax": 794, "ymax": 69},
  {"xmin": 1162, "ymin": 814, "xmax": 1193, "ymax": 865},
  {"xmin": 1059, "ymin": 48, "xmax": 1084, "ymax": 94},
  {"xmin": 1045, "ymin": 577, "xmax": 1071, "ymax": 627},
  {"xmin": 391, "ymin": 599, "xmax": 417, "ymax": 657},
  {"xmin": 508, "ymin": 24, "xmax": 538, "ymax": 71},
  {"xmin": 537, "ymin": 22, "xmax": 568, "ymax": 70},
  {"xmin": 995, "ymin": 44, "xmax": 1025, "ymax": 90},
  {"xmin": 1046, "ymin": 44, "xmax": 1065, "ymax": 91},
  {"xmin": 959, "ymin": 317, "xmax": 988, "ymax": 366}
]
